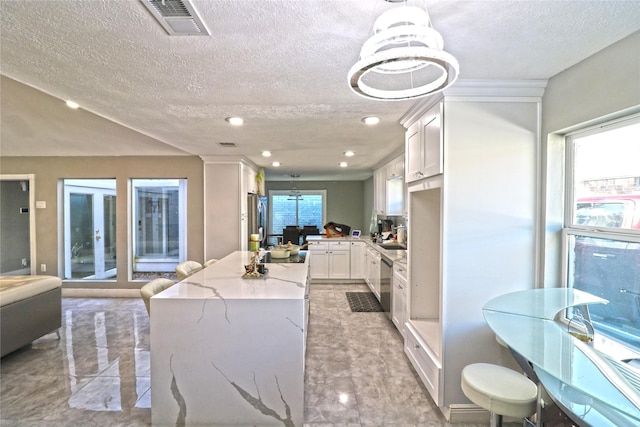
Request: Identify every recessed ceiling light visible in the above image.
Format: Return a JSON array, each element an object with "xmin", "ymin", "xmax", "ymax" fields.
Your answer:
[
  {"xmin": 339, "ymin": 162, "xmax": 348, "ymax": 167},
  {"xmin": 262, "ymin": 151, "xmax": 272, "ymax": 157},
  {"xmin": 66, "ymin": 100, "xmax": 79, "ymax": 109},
  {"xmin": 225, "ymin": 117, "xmax": 244, "ymax": 126},
  {"xmin": 361, "ymin": 116, "xmax": 380, "ymax": 125},
  {"xmin": 272, "ymin": 161, "xmax": 281, "ymax": 167},
  {"xmin": 344, "ymin": 151, "xmax": 355, "ymax": 157}
]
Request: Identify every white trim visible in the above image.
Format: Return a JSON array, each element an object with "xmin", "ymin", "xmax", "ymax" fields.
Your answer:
[
  {"xmin": 130, "ymin": 178, "xmax": 187, "ymax": 277},
  {"xmin": 443, "ymin": 79, "xmax": 547, "ymax": 97},
  {"xmin": 446, "ymin": 404, "xmax": 489, "ymax": 424},
  {"xmin": 62, "ymin": 288, "xmax": 142, "ymax": 298},
  {"xmin": 400, "ymin": 79, "xmax": 547, "ymax": 128},
  {"xmin": 534, "ymin": 99, "xmax": 544, "ymax": 288},
  {"xmin": 0, "ymin": 268, "xmax": 31, "ymax": 276},
  {"xmin": 199, "ymin": 155, "xmax": 258, "ymax": 170}
]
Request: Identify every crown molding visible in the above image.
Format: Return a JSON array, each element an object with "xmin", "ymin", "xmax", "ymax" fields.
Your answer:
[
  {"xmin": 200, "ymin": 155, "xmax": 259, "ymax": 170},
  {"xmin": 400, "ymin": 79, "xmax": 548, "ymax": 128}
]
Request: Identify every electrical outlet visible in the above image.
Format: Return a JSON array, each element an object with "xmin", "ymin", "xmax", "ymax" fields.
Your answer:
[
  {"xmin": 22, "ymin": 258, "xmax": 28, "ymax": 266},
  {"xmin": 40, "ymin": 264, "xmax": 46, "ymax": 272}
]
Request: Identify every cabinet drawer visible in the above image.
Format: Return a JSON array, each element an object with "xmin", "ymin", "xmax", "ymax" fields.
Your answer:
[
  {"xmin": 404, "ymin": 326, "xmax": 442, "ymax": 406},
  {"xmin": 329, "ymin": 241, "xmax": 349, "ymax": 250},
  {"xmin": 393, "ymin": 263, "xmax": 407, "ymax": 281},
  {"xmin": 308, "ymin": 241, "xmax": 328, "ymax": 251}
]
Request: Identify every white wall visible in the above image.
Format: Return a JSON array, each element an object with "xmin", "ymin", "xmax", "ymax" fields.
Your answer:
[
  {"xmin": 204, "ymin": 162, "xmax": 242, "ymax": 261},
  {"xmin": 442, "ymin": 99, "xmax": 539, "ymax": 411},
  {"xmin": 541, "ymin": 31, "xmax": 640, "ymax": 286}
]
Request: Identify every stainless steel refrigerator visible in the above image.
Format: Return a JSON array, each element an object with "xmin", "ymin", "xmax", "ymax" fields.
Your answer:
[{"xmin": 247, "ymin": 193, "xmax": 267, "ymax": 248}]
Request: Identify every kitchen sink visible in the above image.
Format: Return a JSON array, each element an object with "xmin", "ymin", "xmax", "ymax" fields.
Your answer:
[{"xmin": 377, "ymin": 243, "xmax": 406, "ymax": 250}]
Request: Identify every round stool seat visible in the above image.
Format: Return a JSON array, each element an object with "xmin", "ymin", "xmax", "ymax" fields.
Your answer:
[{"xmin": 461, "ymin": 363, "xmax": 537, "ymax": 419}]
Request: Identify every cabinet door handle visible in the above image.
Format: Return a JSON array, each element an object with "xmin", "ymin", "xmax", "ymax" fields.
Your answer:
[{"xmin": 414, "ymin": 344, "xmax": 420, "ymax": 350}]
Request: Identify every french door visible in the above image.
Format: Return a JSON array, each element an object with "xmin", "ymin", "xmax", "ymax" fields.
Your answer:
[{"xmin": 64, "ymin": 180, "xmax": 116, "ymax": 279}]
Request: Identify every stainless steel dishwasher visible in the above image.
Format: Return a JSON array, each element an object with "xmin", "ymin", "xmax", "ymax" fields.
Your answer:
[{"xmin": 380, "ymin": 255, "xmax": 393, "ymax": 319}]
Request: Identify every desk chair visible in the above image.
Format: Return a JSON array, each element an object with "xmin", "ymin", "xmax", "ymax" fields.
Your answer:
[
  {"xmin": 301, "ymin": 226, "xmax": 320, "ymax": 244},
  {"xmin": 282, "ymin": 226, "xmax": 300, "ymax": 245}
]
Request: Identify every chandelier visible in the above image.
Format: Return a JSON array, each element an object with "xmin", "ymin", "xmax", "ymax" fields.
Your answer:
[
  {"xmin": 348, "ymin": 1, "xmax": 459, "ymax": 101},
  {"xmin": 288, "ymin": 174, "xmax": 304, "ymax": 201}
]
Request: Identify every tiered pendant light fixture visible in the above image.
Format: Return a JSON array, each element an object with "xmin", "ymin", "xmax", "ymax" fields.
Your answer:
[{"xmin": 348, "ymin": 0, "xmax": 459, "ymax": 101}]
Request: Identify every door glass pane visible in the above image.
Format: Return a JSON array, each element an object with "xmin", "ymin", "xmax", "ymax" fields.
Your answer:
[
  {"xmin": 64, "ymin": 179, "xmax": 117, "ymax": 280},
  {"xmin": 69, "ymin": 193, "xmax": 95, "ymax": 278},
  {"xmin": 132, "ymin": 179, "xmax": 186, "ymax": 279}
]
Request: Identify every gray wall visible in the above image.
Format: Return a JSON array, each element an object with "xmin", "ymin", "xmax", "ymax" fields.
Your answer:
[
  {"xmin": 541, "ymin": 31, "xmax": 640, "ymax": 287},
  {"xmin": 363, "ymin": 176, "xmax": 374, "ymax": 235},
  {"xmin": 265, "ymin": 180, "xmax": 367, "ymax": 234},
  {"xmin": 0, "ymin": 180, "xmax": 30, "ymax": 273}
]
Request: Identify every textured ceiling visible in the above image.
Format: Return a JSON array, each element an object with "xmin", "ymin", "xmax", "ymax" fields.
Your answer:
[{"xmin": 1, "ymin": 0, "xmax": 639, "ymax": 180}]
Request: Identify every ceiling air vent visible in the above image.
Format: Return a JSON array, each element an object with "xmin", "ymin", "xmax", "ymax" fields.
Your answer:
[
  {"xmin": 218, "ymin": 142, "xmax": 237, "ymax": 147},
  {"xmin": 140, "ymin": 0, "xmax": 210, "ymax": 36}
]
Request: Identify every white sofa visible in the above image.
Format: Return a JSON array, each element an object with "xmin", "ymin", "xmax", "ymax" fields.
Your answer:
[{"xmin": 0, "ymin": 275, "xmax": 62, "ymax": 357}]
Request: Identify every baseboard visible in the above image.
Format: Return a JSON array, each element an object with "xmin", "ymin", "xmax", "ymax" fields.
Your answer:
[
  {"xmin": 310, "ymin": 279, "xmax": 366, "ymax": 284},
  {"xmin": 447, "ymin": 404, "xmax": 489, "ymax": 424},
  {"xmin": 62, "ymin": 288, "xmax": 142, "ymax": 298},
  {"xmin": 1, "ymin": 268, "xmax": 31, "ymax": 275}
]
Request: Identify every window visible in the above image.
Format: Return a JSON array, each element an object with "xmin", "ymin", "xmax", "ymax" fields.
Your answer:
[
  {"xmin": 268, "ymin": 190, "xmax": 326, "ymax": 244},
  {"xmin": 564, "ymin": 116, "xmax": 640, "ymax": 351},
  {"xmin": 131, "ymin": 179, "xmax": 187, "ymax": 278},
  {"xmin": 63, "ymin": 179, "xmax": 117, "ymax": 280}
]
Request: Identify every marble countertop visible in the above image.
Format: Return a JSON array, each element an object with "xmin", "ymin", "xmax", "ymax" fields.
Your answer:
[
  {"xmin": 154, "ymin": 251, "xmax": 308, "ymax": 301},
  {"xmin": 306, "ymin": 235, "xmax": 407, "ymax": 262},
  {"xmin": 150, "ymin": 250, "xmax": 308, "ymax": 425}
]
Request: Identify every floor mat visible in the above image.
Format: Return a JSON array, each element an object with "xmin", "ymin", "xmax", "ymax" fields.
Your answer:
[{"xmin": 346, "ymin": 292, "xmax": 383, "ymax": 312}]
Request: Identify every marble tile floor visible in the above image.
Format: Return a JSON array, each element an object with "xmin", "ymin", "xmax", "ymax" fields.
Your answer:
[{"xmin": 0, "ymin": 283, "xmax": 485, "ymax": 426}]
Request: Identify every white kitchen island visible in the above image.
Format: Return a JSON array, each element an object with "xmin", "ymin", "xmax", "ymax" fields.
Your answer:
[{"xmin": 150, "ymin": 251, "xmax": 309, "ymax": 427}]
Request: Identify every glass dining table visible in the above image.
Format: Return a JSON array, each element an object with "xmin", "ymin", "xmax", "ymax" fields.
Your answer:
[{"xmin": 483, "ymin": 288, "xmax": 640, "ymax": 426}]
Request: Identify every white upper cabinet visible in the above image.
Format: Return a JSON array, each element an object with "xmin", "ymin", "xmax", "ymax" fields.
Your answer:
[
  {"xmin": 374, "ymin": 153, "xmax": 405, "ymax": 217},
  {"xmin": 406, "ymin": 101, "xmax": 443, "ymax": 183},
  {"xmin": 243, "ymin": 164, "xmax": 258, "ymax": 195},
  {"xmin": 386, "ymin": 154, "xmax": 404, "ymax": 180},
  {"xmin": 374, "ymin": 168, "xmax": 386, "ymax": 215}
]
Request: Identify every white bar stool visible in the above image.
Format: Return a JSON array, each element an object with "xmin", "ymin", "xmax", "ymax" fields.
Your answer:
[{"xmin": 461, "ymin": 363, "xmax": 537, "ymax": 427}]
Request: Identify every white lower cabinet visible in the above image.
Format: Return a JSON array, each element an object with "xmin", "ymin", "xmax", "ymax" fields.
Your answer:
[
  {"xmin": 364, "ymin": 247, "xmax": 381, "ymax": 298},
  {"xmin": 308, "ymin": 242, "xmax": 329, "ymax": 278},
  {"xmin": 328, "ymin": 246, "xmax": 350, "ymax": 279},
  {"xmin": 392, "ymin": 263, "xmax": 407, "ymax": 337},
  {"xmin": 309, "ymin": 241, "xmax": 350, "ymax": 279},
  {"xmin": 349, "ymin": 241, "xmax": 366, "ymax": 279},
  {"xmin": 404, "ymin": 322, "xmax": 442, "ymax": 406}
]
